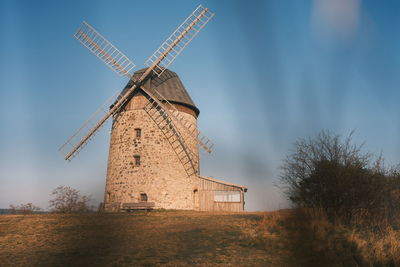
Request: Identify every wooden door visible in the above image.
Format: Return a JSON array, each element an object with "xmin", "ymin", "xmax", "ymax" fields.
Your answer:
[{"xmin": 193, "ymin": 190, "xmax": 199, "ymax": 210}]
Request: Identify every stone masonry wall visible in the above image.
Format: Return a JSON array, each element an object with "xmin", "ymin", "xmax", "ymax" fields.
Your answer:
[{"xmin": 104, "ymin": 94, "xmax": 200, "ymax": 211}]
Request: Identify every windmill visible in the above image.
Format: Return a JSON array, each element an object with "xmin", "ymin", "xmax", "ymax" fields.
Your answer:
[{"xmin": 60, "ymin": 5, "xmax": 247, "ymax": 212}]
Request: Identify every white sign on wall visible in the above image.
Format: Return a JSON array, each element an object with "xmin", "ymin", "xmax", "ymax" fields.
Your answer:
[{"xmin": 214, "ymin": 191, "xmax": 241, "ymax": 202}]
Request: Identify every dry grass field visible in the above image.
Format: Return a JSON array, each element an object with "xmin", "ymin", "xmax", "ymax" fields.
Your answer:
[{"xmin": 0, "ymin": 210, "xmax": 398, "ymax": 266}]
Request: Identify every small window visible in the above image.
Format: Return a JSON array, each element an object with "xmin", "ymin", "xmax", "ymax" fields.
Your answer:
[
  {"xmin": 140, "ymin": 193, "xmax": 148, "ymax": 202},
  {"xmin": 214, "ymin": 191, "xmax": 241, "ymax": 202},
  {"xmin": 134, "ymin": 155, "xmax": 141, "ymax": 166},
  {"xmin": 135, "ymin": 128, "xmax": 141, "ymax": 138}
]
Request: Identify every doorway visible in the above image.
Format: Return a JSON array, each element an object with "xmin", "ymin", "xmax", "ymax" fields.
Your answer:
[
  {"xmin": 140, "ymin": 193, "xmax": 148, "ymax": 202},
  {"xmin": 193, "ymin": 189, "xmax": 199, "ymax": 210}
]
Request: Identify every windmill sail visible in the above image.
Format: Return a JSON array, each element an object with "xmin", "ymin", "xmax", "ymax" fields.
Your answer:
[
  {"xmin": 60, "ymin": 23, "xmax": 138, "ymax": 160},
  {"xmin": 143, "ymin": 90, "xmax": 198, "ymax": 176},
  {"xmin": 145, "ymin": 5, "xmax": 215, "ymax": 77},
  {"xmin": 152, "ymin": 89, "xmax": 214, "ymax": 153},
  {"xmin": 60, "ymin": 5, "xmax": 215, "ymax": 163},
  {"xmin": 75, "ymin": 21, "xmax": 136, "ymax": 77},
  {"xmin": 59, "ymin": 82, "xmax": 139, "ymax": 160},
  {"xmin": 59, "ymin": 91, "xmax": 121, "ymax": 160}
]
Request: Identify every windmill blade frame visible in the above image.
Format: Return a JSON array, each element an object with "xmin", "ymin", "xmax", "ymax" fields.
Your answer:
[
  {"xmin": 59, "ymin": 81, "xmax": 139, "ymax": 160},
  {"xmin": 151, "ymin": 89, "xmax": 214, "ymax": 153},
  {"xmin": 60, "ymin": 5, "xmax": 215, "ymax": 161},
  {"xmin": 59, "ymin": 90, "xmax": 121, "ymax": 160},
  {"xmin": 60, "ymin": 22, "xmax": 139, "ymax": 161},
  {"xmin": 141, "ymin": 86, "xmax": 199, "ymax": 176},
  {"xmin": 145, "ymin": 5, "xmax": 215, "ymax": 77},
  {"xmin": 74, "ymin": 21, "xmax": 136, "ymax": 77}
]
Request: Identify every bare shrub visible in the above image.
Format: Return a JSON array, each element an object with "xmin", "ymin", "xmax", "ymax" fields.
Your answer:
[
  {"xmin": 280, "ymin": 130, "xmax": 400, "ymax": 228},
  {"xmin": 49, "ymin": 186, "xmax": 93, "ymax": 213},
  {"xmin": 9, "ymin": 203, "xmax": 41, "ymax": 214}
]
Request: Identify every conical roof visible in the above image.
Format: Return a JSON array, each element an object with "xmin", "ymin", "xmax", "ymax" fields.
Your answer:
[{"xmin": 119, "ymin": 68, "xmax": 199, "ymax": 116}]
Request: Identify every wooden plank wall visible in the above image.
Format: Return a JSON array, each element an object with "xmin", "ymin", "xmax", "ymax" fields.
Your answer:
[{"xmin": 198, "ymin": 178, "xmax": 244, "ymax": 212}]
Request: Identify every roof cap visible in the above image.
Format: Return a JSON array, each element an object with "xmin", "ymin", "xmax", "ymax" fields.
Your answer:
[{"xmin": 120, "ymin": 68, "xmax": 199, "ymax": 116}]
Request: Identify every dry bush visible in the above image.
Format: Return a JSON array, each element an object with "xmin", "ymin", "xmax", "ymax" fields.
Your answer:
[
  {"xmin": 280, "ymin": 130, "xmax": 400, "ymax": 229},
  {"xmin": 9, "ymin": 203, "xmax": 41, "ymax": 214},
  {"xmin": 49, "ymin": 186, "xmax": 93, "ymax": 213}
]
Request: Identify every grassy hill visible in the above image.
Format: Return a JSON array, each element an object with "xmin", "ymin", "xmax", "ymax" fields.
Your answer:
[{"xmin": 0, "ymin": 210, "xmax": 397, "ymax": 266}]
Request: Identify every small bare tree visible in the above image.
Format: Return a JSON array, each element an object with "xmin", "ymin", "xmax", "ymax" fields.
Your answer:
[
  {"xmin": 9, "ymin": 203, "xmax": 42, "ymax": 214},
  {"xmin": 49, "ymin": 186, "xmax": 93, "ymax": 213}
]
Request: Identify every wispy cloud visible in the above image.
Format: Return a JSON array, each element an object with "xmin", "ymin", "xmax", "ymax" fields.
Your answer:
[{"xmin": 311, "ymin": 0, "xmax": 361, "ymax": 41}]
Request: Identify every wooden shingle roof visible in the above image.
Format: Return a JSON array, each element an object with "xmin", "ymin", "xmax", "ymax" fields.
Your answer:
[
  {"xmin": 119, "ymin": 68, "xmax": 199, "ymax": 116},
  {"xmin": 198, "ymin": 176, "xmax": 248, "ymax": 191}
]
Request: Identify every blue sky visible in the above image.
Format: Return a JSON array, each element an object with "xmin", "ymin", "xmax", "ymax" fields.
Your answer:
[{"xmin": 1, "ymin": 0, "xmax": 400, "ymax": 211}]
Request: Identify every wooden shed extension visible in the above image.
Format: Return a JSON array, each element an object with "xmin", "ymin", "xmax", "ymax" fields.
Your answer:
[{"xmin": 195, "ymin": 176, "xmax": 247, "ymax": 212}]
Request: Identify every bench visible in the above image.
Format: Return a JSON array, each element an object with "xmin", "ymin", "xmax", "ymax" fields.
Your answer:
[{"xmin": 121, "ymin": 202, "xmax": 155, "ymax": 212}]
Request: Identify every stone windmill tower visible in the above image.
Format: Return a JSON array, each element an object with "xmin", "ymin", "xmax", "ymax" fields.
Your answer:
[
  {"xmin": 105, "ymin": 68, "xmax": 203, "ymax": 211},
  {"xmin": 60, "ymin": 5, "xmax": 247, "ymax": 212}
]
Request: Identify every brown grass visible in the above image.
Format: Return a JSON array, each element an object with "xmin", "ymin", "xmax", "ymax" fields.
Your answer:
[
  {"xmin": 280, "ymin": 208, "xmax": 400, "ymax": 266},
  {"xmin": 348, "ymin": 226, "xmax": 400, "ymax": 265},
  {"xmin": 0, "ymin": 211, "xmax": 284, "ymax": 266},
  {"xmin": 0, "ymin": 210, "xmax": 399, "ymax": 266}
]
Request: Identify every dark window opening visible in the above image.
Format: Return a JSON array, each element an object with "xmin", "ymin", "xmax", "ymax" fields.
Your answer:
[
  {"xmin": 140, "ymin": 193, "xmax": 148, "ymax": 202},
  {"xmin": 135, "ymin": 128, "xmax": 142, "ymax": 138},
  {"xmin": 134, "ymin": 155, "xmax": 140, "ymax": 166}
]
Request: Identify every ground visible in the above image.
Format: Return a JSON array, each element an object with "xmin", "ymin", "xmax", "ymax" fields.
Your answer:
[{"xmin": 0, "ymin": 210, "xmax": 359, "ymax": 266}]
